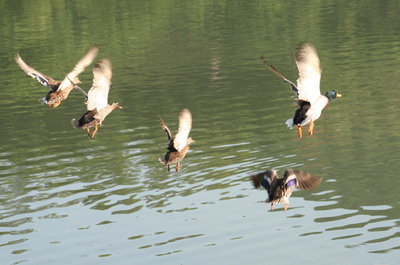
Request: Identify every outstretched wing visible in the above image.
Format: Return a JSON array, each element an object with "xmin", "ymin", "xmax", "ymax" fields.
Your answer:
[
  {"xmin": 86, "ymin": 59, "xmax": 112, "ymax": 111},
  {"xmin": 15, "ymin": 54, "xmax": 58, "ymax": 91},
  {"xmin": 173, "ymin": 108, "xmax": 192, "ymax": 152},
  {"xmin": 159, "ymin": 116, "xmax": 174, "ymax": 149},
  {"xmin": 58, "ymin": 47, "xmax": 99, "ymax": 91},
  {"xmin": 295, "ymin": 43, "xmax": 322, "ymax": 104},
  {"xmin": 250, "ymin": 170, "xmax": 278, "ymax": 193},
  {"xmin": 283, "ymin": 169, "xmax": 322, "ymax": 190},
  {"xmin": 261, "ymin": 57, "xmax": 298, "ymax": 96}
]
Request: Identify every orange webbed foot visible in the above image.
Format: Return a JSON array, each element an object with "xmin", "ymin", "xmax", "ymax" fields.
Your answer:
[
  {"xmin": 297, "ymin": 125, "xmax": 303, "ymax": 138},
  {"xmin": 308, "ymin": 120, "xmax": 314, "ymax": 136}
]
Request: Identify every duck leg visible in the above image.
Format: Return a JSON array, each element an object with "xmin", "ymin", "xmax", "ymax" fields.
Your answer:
[
  {"xmin": 308, "ymin": 120, "xmax": 314, "ymax": 136},
  {"xmin": 167, "ymin": 164, "xmax": 171, "ymax": 172},
  {"xmin": 297, "ymin": 125, "xmax": 303, "ymax": 138},
  {"xmin": 284, "ymin": 203, "xmax": 289, "ymax": 211},
  {"xmin": 90, "ymin": 122, "xmax": 99, "ymax": 139},
  {"xmin": 270, "ymin": 202, "xmax": 274, "ymax": 211},
  {"xmin": 52, "ymin": 101, "xmax": 61, "ymax": 108},
  {"xmin": 176, "ymin": 161, "xmax": 180, "ymax": 172},
  {"xmin": 86, "ymin": 128, "xmax": 91, "ymax": 138}
]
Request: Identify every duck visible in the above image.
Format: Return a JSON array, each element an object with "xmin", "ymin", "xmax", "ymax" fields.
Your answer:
[
  {"xmin": 15, "ymin": 47, "xmax": 99, "ymax": 108},
  {"xmin": 250, "ymin": 169, "xmax": 322, "ymax": 211},
  {"xmin": 71, "ymin": 58, "xmax": 122, "ymax": 139},
  {"xmin": 159, "ymin": 108, "xmax": 195, "ymax": 172},
  {"xmin": 261, "ymin": 43, "xmax": 342, "ymax": 137}
]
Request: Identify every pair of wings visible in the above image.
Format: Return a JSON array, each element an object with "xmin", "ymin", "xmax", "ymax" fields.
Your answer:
[
  {"xmin": 160, "ymin": 109, "xmax": 192, "ymax": 152},
  {"xmin": 255, "ymin": 169, "xmax": 322, "ymax": 191},
  {"xmin": 262, "ymin": 43, "xmax": 322, "ymax": 104},
  {"xmin": 16, "ymin": 47, "xmax": 99, "ymax": 94}
]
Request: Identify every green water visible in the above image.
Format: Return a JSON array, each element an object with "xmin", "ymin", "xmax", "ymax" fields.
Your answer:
[{"xmin": 1, "ymin": 1, "xmax": 399, "ymax": 264}]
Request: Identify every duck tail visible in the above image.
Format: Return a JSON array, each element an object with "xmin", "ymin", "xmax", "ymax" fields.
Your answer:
[
  {"xmin": 285, "ymin": 119, "xmax": 294, "ymax": 128},
  {"xmin": 159, "ymin": 156, "xmax": 166, "ymax": 165},
  {"xmin": 71, "ymin": 119, "xmax": 80, "ymax": 129}
]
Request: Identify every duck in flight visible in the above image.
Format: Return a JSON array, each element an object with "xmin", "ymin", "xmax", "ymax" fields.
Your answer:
[
  {"xmin": 262, "ymin": 43, "xmax": 342, "ymax": 137},
  {"xmin": 71, "ymin": 58, "xmax": 122, "ymax": 139},
  {"xmin": 15, "ymin": 47, "xmax": 98, "ymax": 108},
  {"xmin": 250, "ymin": 169, "xmax": 322, "ymax": 211},
  {"xmin": 159, "ymin": 109, "xmax": 195, "ymax": 172}
]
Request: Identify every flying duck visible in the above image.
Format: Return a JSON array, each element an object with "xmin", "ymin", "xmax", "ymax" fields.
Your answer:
[
  {"xmin": 250, "ymin": 169, "xmax": 322, "ymax": 211},
  {"xmin": 262, "ymin": 43, "xmax": 342, "ymax": 137},
  {"xmin": 159, "ymin": 108, "xmax": 195, "ymax": 172},
  {"xmin": 15, "ymin": 47, "xmax": 98, "ymax": 108},
  {"xmin": 71, "ymin": 58, "xmax": 122, "ymax": 139}
]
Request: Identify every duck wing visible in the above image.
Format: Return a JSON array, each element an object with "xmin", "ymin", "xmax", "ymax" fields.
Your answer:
[
  {"xmin": 250, "ymin": 170, "xmax": 278, "ymax": 192},
  {"xmin": 159, "ymin": 116, "xmax": 174, "ymax": 150},
  {"xmin": 173, "ymin": 108, "xmax": 192, "ymax": 152},
  {"xmin": 295, "ymin": 43, "xmax": 322, "ymax": 104},
  {"xmin": 86, "ymin": 59, "xmax": 112, "ymax": 111},
  {"xmin": 283, "ymin": 169, "xmax": 322, "ymax": 190},
  {"xmin": 58, "ymin": 47, "xmax": 99, "ymax": 91},
  {"xmin": 15, "ymin": 54, "xmax": 59, "ymax": 91},
  {"xmin": 261, "ymin": 57, "xmax": 298, "ymax": 96}
]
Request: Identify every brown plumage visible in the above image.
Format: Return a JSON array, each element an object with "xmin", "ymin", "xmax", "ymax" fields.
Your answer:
[
  {"xmin": 15, "ymin": 47, "xmax": 98, "ymax": 107},
  {"xmin": 250, "ymin": 169, "xmax": 322, "ymax": 211},
  {"xmin": 159, "ymin": 109, "xmax": 195, "ymax": 172},
  {"xmin": 71, "ymin": 58, "xmax": 122, "ymax": 139}
]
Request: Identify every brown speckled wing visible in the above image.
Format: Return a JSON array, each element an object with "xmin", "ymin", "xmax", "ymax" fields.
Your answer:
[
  {"xmin": 159, "ymin": 116, "xmax": 174, "ymax": 150},
  {"xmin": 284, "ymin": 169, "xmax": 322, "ymax": 190},
  {"xmin": 15, "ymin": 54, "xmax": 58, "ymax": 91}
]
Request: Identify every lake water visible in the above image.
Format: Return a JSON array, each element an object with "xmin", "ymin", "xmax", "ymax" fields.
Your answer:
[{"xmin": 1, "ymin": 1, "xmax": 399, "ymax": 264}]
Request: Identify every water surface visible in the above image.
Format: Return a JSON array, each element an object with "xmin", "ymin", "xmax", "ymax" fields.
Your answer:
[{"xmin": 1, "ymin": 1, "xmax": 400, "ymax": 264}]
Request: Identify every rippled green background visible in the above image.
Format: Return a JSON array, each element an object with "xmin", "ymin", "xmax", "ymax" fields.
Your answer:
[{"xmin": 1, "ymin": 0, "xmax": 400, "ymax": 264}]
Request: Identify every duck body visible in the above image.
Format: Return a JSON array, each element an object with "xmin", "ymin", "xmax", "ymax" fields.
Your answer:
[
  {"xmin": 160, "ymin": 145, "xmax": 192, "ymax": 172},
  {"xmin": 159, "ymin": 109, "xmax": 195, "ymax": 172},
  {"xmin": 262, "ymin": 43, "xmax": 342, "ymax": 137},
  {"xmin": 250, "ymin": 169, "xmax": 322, "ymax": 211},
  {"xmin": 43, "ymin": 85, "xmax": 76, "ymax": 107},
  {"xmin": 15, "ymin": 47, "xmax": 98, "ymax": 108}
]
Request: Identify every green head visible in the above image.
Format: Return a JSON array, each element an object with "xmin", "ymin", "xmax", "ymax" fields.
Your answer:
[{"xmin": 325, "ymin": 90, "xmax": 342, "ymax": 101}]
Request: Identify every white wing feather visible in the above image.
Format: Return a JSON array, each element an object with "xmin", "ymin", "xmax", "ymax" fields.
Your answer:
[
  {"xmin": 86, "ymin": 59, "xmax": 112, "ymax": 111},
  {"xmin": 173, "ymin": 109, "xmax": 192, "ymax": 151},
  {"xmin": 295, "ymin": 43, "xmax": 322, "ymax": 104},
  {"xmin": 58, "ymin": 47, "xmax": 99, "ymax": 91}
]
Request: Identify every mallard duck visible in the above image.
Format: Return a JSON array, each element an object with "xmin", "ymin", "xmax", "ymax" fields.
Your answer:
[
  {"xmin": 71, "ymin": 58, "xmax": 122, "ymax": 139},
  {"xmin": 159, "ymin": 108, "xmax": 195, "ymax": 172},
  {"xmin": 250, "ymin": 169, "xmax": 322, "ymax": 211},
  {"xmin": 15, "ymin": 47, "xmax": 98, "ymax": 108},
  {"xmin": 262, "ymin": 43, "xmax": 342, "ymax": 137}
]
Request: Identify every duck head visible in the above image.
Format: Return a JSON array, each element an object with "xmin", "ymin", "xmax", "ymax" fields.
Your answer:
[
  {"xmin": 111, "ymin": 102, "xmax": 123, "ymax": 110},
  {"xmin": 187, "ymin": 137, "xmax": 196, "ymax": 145},
  {"xmin": 325, "ymin": 90, "xmax": 342, "ymax": 101}
]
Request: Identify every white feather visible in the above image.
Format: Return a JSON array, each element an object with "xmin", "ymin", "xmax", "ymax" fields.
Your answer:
[
  {"xmin": 173, "ymin": 109, "xmax": 192, "ymax": 152},
  {"xmin": 58, "ymin": 47, "xmax": 99, "ymax": 91},
  {"xmin": 86, "ymin": 59, "xmax": 112, "ymax": 111},
  {"xmin": 286, "ymin": 119, "xmax": 294, "ymax": 128},
  {"xmin": 304, "ymin": 95, "xmax": 329, "ymax": 124},
  {"xmin": 295, "ymin": 43, "xmax": 322, "ymax": 105}
]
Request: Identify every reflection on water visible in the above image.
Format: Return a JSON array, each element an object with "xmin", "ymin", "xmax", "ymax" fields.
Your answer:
[{"xmin": 1, "ymin": 0, "xmax": 400, "ymax": 264}]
